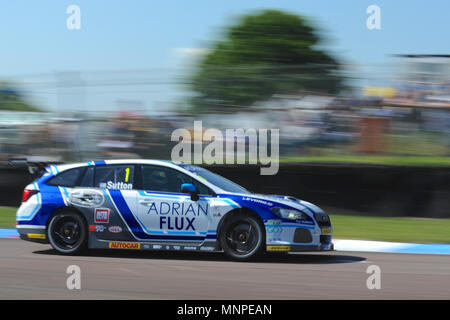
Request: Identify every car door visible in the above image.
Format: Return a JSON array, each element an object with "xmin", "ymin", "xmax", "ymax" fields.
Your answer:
[
  {"xmin": 92, "ymin": 164, "xmax": 138, "ymax": 240},
  {"xmin": 136, "ymin": 165, "xmax": 213, "ymax": 242}
]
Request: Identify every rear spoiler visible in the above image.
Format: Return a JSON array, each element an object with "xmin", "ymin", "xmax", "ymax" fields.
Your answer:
[{"xmin": 8, "ymin": 157, "xmax": 63, "ymax": 175}]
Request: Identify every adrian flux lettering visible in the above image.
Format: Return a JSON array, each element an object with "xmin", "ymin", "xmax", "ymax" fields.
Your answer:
[{"xmin": 145, "ymin": 201, "xmax": 209, "ymax": 231}]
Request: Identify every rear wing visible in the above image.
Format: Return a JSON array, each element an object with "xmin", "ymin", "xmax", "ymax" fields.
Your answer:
[{"xmin": 8, "ymin": 157, "xmax": 63, "ymax": 176}]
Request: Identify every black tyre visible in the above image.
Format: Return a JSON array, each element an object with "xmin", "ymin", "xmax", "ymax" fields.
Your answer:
[
  {"xmin": 47, "ymin": 211, "xmax": 88, "ymax": 255},
  {"xmin": 220, "ymin": 214, "xmax": 264, "ymax": 261}
]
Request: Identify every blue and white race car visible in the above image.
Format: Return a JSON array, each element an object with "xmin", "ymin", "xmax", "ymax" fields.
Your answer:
[{"xmin": 16, "ymin": 159, "xmax": 333, "ymax": 261}]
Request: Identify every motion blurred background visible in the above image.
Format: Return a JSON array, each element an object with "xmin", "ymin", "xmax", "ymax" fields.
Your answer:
[{"xmin": 1, "ymin": 1, "xmax": 449, "ymax": 241}]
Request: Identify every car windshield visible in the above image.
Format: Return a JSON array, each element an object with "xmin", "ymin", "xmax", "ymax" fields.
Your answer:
[{"xmin": 177, "ymin": 164, "xmax": 250, "ymax": 194}]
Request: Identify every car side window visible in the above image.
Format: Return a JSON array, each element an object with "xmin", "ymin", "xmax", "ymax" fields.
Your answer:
[
  {"xmin": 95, "ymin": 165, "xmax": 134, "ymax": 190},
  {"xmin": 191, "ymin": 177, "xmax": 214, "ymax": 196},
  {"xmin": 141, "ymin": 165, "xmax": 213, "ymax": 195},
  {"xmin": 79, "ymin": 166, "xmax": 94, "ymax": 187},
  {"xmin": 46, "ymin": 167, "xmax": 85, "ymax": 187}
]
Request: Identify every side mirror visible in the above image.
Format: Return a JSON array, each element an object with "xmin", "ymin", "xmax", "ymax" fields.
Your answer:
[{"xmin": 181, "ymin": 183, "xmax": 199, "ymax": 201}]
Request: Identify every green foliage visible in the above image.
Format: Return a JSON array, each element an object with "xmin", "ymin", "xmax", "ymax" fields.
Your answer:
[
  {"xmin": 190, "ymin": 9, "xmax": 343, "ymax": 112},
  {"xmin": 0, "ymin": 82, "xmax": 41, "ymax": 112}
]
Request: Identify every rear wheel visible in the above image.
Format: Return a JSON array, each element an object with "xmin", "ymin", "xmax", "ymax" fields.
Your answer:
[
  {"xmin": 47, "ymin": 211, "xmax": 88, "ymax": 255},
  {"xmin": 220, "ymin": 215, "xmax": 264, "ymax": 261}
]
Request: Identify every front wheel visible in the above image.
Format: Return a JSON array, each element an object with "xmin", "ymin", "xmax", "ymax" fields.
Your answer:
[
  {"xmin": 220, "ymin": 215, "xmax": 264, "ymax": 261},
  {"xmin": 47, "ymin": 211, "xmax": 88, "ymax": 255}
]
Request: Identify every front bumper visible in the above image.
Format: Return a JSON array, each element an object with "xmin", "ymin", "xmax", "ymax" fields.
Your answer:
[
  {"xmin": 265, "ymin": 220, "xmax": 333, "ymax": 252},
  {"xmin": 266, "ymin": 242, "xmax": 334, "ymax": 252},
  {"xmin": 290, "ymin": 242, "xmax": 334, "ymax": 252}
]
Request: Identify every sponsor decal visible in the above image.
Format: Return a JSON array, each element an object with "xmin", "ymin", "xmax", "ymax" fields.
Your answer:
[
  {"xmin": 100, "ymin": 181, "xmax": 133, "ymax": 190},
  {"xmin": 266, "ymin": 245, "xmax": 291, "ymax": 252},
  {"xmin": 159, "ymin": 216, "xmax": 195, "ymax": 231},
  {"xmin": 266, "ymin": 219, "xmax": 282, "ymax": 225},
  {"xmin": 321, "ymin": 227, "xmax": 332, "ymax": 235},
  {"xmin": 108, "ymin": 226, "xmax": 122, "ymax": 233},
  {"xmin": 68, "ymin": 189, "xmax": 105, "ymax": 208},
  {"xmin": 199, "ymin": 246, "xmax": 215, "ymax": 251},
  {"xmin": 148, "ymin": 245, "xmax": 184, "ymax": 251},
  {"xmin": 94, "ymin": 208, "xmax": 110, "ymax": 223},
  {"xmin": 242, "ymin": 197, "xmax": 273, "ymax": 206},
  {"xmin": 145, "ymin": 201, "xmax": 209, "ymax": 216},
  {"xmin": 109, "ymin": 242, "xmax": 140, "ymax": 249},
  {"xmin": 144, "ymin": 201, "xmax": 209, "ymax": 231},
  {"xmin": 295, "ymin": 219, "xmax": 314, "ymax": 225},
  {"xmin": 266, "ymin": 226, "xmax": 282, "ymax": 234},
  {"xmin": 89, "ymin": 225, "xmax": 106, "ymax": 232},
  {"xmin": 27, "ymin": 233, "xmax": 46, "ymax": 239}
]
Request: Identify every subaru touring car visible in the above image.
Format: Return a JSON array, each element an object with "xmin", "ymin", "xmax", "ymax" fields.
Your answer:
[{"xmin": 15, "ymin": 159, "xmax": 333, "ymax": 261}]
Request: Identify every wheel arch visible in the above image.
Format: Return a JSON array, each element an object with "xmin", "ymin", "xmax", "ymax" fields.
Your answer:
[
  {"xmin": 216, "ymin": 207, "xmax": 266, "ymax": 251},
  {"xmin": 46, "ymin": 206, "xmax": 88, "ymax": 230},
  {"xmin": 46, "ymin": 205, "xmax": 90, "ymax": 255}
]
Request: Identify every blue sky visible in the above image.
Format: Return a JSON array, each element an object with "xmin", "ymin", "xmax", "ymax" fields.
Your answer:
[{"xmin": 1, "ymin": 0, "xmax": 449, "ymax": 112}]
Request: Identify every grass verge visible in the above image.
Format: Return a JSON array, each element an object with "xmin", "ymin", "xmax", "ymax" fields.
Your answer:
[
  {"xmin": 332, "ymin": 215, "xmax": 450, "ymax": 244},
  {"xmin": 0, "ymin": 207, "xmax": 16, "ymax": 228}
]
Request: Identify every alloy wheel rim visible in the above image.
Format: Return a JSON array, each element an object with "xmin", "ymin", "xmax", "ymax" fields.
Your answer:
[
  {"xmin": 225, "ymin": 221, "xmax": 259, "ymax": 255},
  {"xmin": 52, "ymin": 216, "xmax": 82, "ymax": 249}
]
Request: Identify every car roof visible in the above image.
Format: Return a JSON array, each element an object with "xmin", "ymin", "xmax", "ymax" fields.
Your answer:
[
  {"xmin": 53, "ymin": 159, "xmax": 174, "ymax": 171},
  {"xmin": 49, "ymin": 159, "xmax": 225, "ymax": 194}
]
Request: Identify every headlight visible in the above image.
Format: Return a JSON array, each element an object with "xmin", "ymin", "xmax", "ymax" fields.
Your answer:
[
  {"xmin": 271, "ymin": 207, "xmax": 307, "ymax": 220},
  {"xmin": 314, "ymin": 212, "xmax": 330, "ymax": 223}
]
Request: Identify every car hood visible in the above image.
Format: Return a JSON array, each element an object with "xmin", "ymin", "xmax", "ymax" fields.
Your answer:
[
  {"xmin": 225, "ymin": 192, "xmax": 324, "ymax": 215},
  {"xmin": 265, "ymin": 194, "xmax": 325, "ymax": 215}
]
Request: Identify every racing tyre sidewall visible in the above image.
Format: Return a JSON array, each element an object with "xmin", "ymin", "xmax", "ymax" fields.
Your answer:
[
  {"xmin": 220, "ymin": 214, "xmax": 264, "ymax": 261},
  {"xmin": 48, "ymin": 211, "xmax": 88, "ymax": 255}
]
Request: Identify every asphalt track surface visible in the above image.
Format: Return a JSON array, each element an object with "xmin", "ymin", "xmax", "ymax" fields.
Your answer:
[{"xmin": 0, "ymin": 238, "xmax": 449, "ymax": 299}]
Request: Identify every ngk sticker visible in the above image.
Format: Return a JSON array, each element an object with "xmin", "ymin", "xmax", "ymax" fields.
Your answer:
[{"xmin": 108, "ymin": 226, "xmax": 122, "ymax": 233}]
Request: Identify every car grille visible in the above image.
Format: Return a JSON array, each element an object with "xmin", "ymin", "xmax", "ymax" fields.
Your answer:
[{"xmin": 293, "ymin": 228, "xmax": 312, "ymax": 243}]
